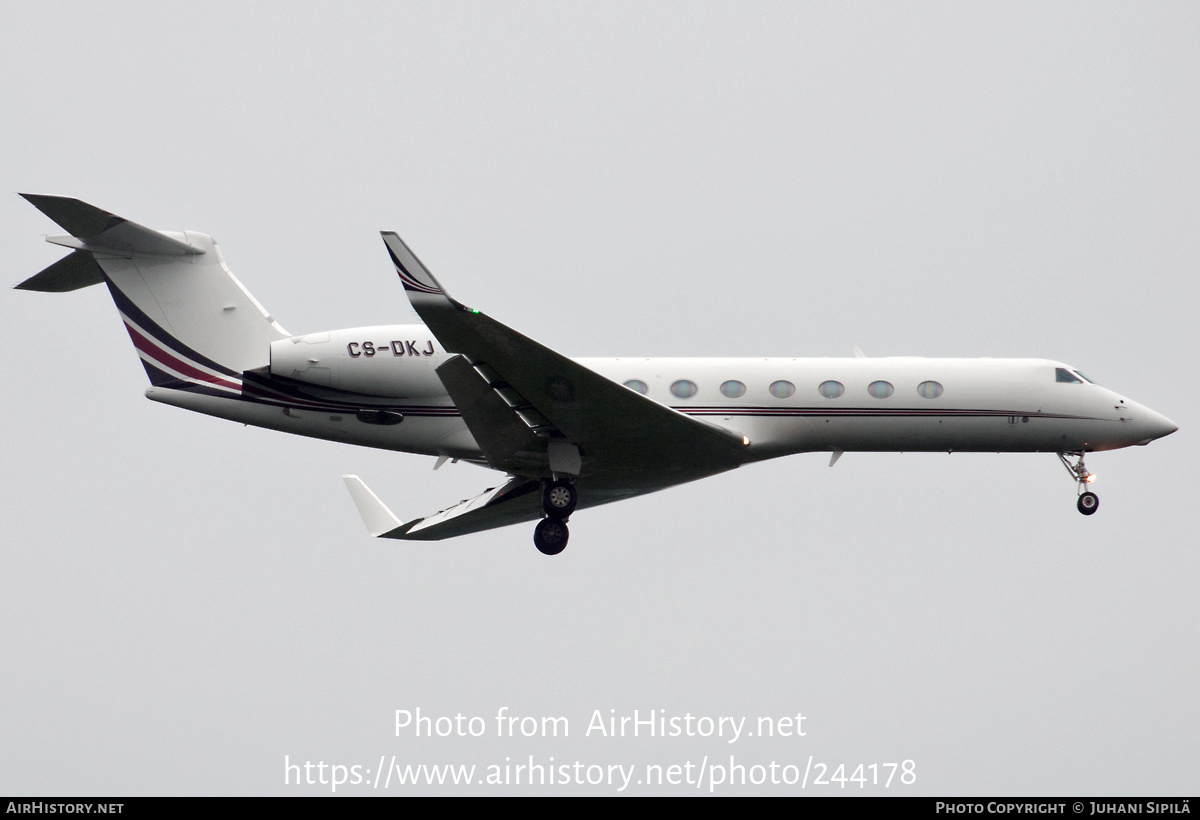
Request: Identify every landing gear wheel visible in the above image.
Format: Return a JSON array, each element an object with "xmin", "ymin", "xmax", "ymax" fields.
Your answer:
[
  {"xmin": 534, "ymin": 517, "xmax": 569, "ymax": 555},
  {"xmin": 1060, "ymin": 452, "xmax": 1100, "ymax": 516},
  {"xmin": 542, "ymin": 479, "xmax": 578, "ymax": 518}
]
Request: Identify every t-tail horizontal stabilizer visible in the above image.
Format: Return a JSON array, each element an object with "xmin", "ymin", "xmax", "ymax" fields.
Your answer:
[
  {"xmin": 341, "ymin": 475, "xmax": 543, "ymax": 541},
  {"xmin": 20, "ymin": 194, "xmax": 203, "ymax": 259}
]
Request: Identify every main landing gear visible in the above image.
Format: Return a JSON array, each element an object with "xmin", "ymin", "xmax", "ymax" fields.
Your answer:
[
  {"xmin": 534, "ymin": 478, "xmax": 578, "ymax": 555},
  {"xmin": 1058, "ymin": 451, "xmax": 1099, "ymax": 516}
]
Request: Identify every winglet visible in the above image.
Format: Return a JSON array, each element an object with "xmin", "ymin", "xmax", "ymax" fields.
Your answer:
[
  {"xmin": 380, "ymin": 232, "xmax": 452, "ymax": 297},
  {"xmin": 342, "ymin": 475, "xmax": 404, "ymax": 537}
]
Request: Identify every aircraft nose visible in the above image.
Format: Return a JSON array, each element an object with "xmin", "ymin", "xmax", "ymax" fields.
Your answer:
[{"xmin": 1133, "ymin": 406, "xmax": 1178, "ymax": 445}]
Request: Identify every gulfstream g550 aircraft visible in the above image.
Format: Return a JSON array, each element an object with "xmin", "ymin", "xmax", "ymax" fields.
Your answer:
[{"xmin": 18, "ymin": 195, "xmax": 1177, "ymax": 555}]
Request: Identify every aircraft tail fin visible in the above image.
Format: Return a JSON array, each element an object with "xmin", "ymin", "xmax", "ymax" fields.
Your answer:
[{"xmin": 19, "ymin": 195, "xmax": 289, "ymax": 393}]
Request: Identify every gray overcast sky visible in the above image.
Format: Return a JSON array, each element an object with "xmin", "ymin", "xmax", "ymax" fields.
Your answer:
[{"xmin": 2, "ymin": 2, "xmax": 1196, "ymax": 795}]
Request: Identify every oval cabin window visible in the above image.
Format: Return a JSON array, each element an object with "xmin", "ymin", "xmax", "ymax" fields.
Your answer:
[
  {"xmin": 670, "ymin": 380, "xmax": 698, "ymax": 399},
  {"xmin": 917, "ymin": 380, "xmax": 943, "ymax": 399},
  {"xmin": 818, "ymin": 380, "xmax": 844, "ymax": 399},
  {"xmin": 769, "ymin": 380, "xmax": 796, "ymax": 399},
  {"xmin": 720, "ymin": 380, "xmax": 746, "ymax": 398},
  {"xmin": 868, "ymin": 380, "xmax": 894, "ymax": 399},
  {"xmin": 623, "ymin": 379, "xmax": 649, "ymax": 395}
]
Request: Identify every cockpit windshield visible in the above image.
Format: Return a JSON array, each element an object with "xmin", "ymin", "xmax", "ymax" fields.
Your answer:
[{"xmin": 1055, "ymin": 367, "xmax": 1101, "ymax": 386}]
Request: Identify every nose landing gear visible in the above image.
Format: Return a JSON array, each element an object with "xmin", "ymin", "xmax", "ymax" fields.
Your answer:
[
  {"xmin": 1058, "ymin": 451, "xmax": 1099, "ymax": 516},
  {"xmin": 534, "ymin": 478, "xmax": 578, "ymax": 555}
]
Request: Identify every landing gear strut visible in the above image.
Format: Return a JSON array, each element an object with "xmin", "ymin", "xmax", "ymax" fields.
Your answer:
[
  {"xmin": 534, "ymin": 478, "xmax": 577, "ymax": 555},
  {"xmin": 1058, "ymin": 451, "xmax": 1099, "ymax": 516}
]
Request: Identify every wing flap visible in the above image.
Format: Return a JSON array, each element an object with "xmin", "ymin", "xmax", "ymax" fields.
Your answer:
[{"xmin": 435, "ymin": 354, "xmax": 547, "ymax": 473}]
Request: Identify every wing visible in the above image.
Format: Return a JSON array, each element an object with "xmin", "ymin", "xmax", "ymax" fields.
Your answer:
[
  {"xmin": 380, "ymin": 232, "xmax": 750, "ymax": 488},
  {"xmin": 343, "ymin": 475, "xmax": 543, "ymax": 541}
]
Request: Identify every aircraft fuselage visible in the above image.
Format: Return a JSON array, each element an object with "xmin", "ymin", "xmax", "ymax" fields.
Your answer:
[{"xmin": 150, "ymin": 322, "xmax": 1176, "ymax": 467}]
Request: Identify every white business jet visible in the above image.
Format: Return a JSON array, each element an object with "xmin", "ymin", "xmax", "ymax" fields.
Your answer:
[{"xmin": 18, "ymin": 195, "xmax": 1177, "ymax": 555}]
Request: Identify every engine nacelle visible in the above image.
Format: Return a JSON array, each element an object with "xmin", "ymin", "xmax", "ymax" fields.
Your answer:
[{"xmin": 269, "ymin": 325, "xmax": 450, "ymax": 398}]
